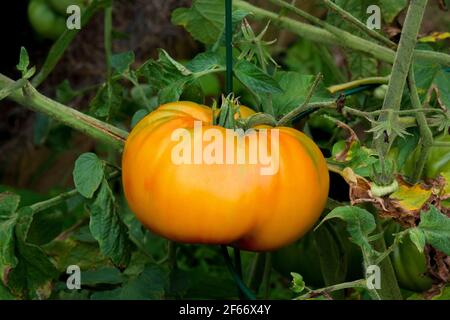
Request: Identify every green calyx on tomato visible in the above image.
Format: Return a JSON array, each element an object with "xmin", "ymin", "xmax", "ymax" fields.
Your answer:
[
  {"xmin": 384, "ymin": 221, "xmax": 433, "ymax": 292},
  {"xmin": 28, "ymin": 0, "xmax": 85, "ymax": 40}
]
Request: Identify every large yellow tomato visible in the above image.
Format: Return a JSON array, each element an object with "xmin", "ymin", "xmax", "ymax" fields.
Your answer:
[{"xmin": 122, "ymin": 101, "xmax": 329, "ymax": 251}]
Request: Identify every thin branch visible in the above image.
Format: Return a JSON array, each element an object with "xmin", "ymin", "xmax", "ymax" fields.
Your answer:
[
  {"xmin": 373, "ymin": 0, "xmax": 429, "ymax": 158},
  {"xmin": 233, "ymin": 0, "xmax": 450, "ymax": 66},
  {"xmin": 328, "ymin": 77, "xmax": 389, "ymax": 94},
  {"xmin": 0, "ymin": 73, "xmax": 127, "ymax": 151},
  {"xmin": 322, "ymin": 0, "xmax": 397, "ymax": 49},
  {"xmin": 408, "ymin": 64, "xmax": 434, "ymax": 183},
  {"xmin": 294, "ymin": 279, "xmax": 366, "ymax": 300}
]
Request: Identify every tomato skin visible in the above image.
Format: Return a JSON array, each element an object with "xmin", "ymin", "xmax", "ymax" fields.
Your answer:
[
  {"xmin": 122, "ymin": 101, "xmax": 329, "ymax": 252},
  {"xmin": 28, "ymin": 0, "xmax": 66, "ymax": 40},
  {"xmin": 385, "ymin": 222, "xmax": 433, "ymax": 292}
]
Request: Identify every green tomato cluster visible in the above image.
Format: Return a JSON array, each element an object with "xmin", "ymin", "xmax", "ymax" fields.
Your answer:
[{"xmin": 28, "ymin": 0, "xmax": 84, "ymax": 40}]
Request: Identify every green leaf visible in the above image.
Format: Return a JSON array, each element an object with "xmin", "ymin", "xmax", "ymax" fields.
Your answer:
[
  {"xmin": 186, "ymin": 51, "xmax": 225, "ymax": 73},
  {"xmin": 418, "ymin": 206, "xmax": 450, "ymax": 255},
  {"xmin": 0, "ymin": 192, "xmax": 20, "ymax": 218},
  {"xmin": 7, "ymin": 238, "xmax": 58, "ymax": 299},
  {"xmin": 89, "ymin": 81, "xmax": 124, "ymax": 119},
  {"xmin": 272, "ymin": 71, "xmax": 334, "ymax": 117},
  {"xmin": 172, "ymin": 0, "xmax": 246, "ymax": 45},
  {"xmin": 413, "ymin": 59, "xmax": 450, "ymax": 108},
  {"xmin": 16, "ymin": 47, "xmax": 30, "ymax": 73},
  {"xmin": 138, "ymin": 49, "xmax": 193, "ymax": 104},
  {"xmin": 56, "ymin": 80, "xmax": 79, "ymax": 104},
  {"xmin": 33, "ymin": 113, "xmax": 52, "ymax": 146},
  {"xmin": 347, "ymin": 53, "xmax": 378, "ymax": 80},
  {"xmin": 378, "ymin": 0, "xmax": 407, "ymax": 23},
  {"xmin": 234, "ymin": 60, "xmax": 282, "ymax": 94},
  {"xmin": 111, "ymin": 51, "xmax": 135, "ymax": 75},
  {"xmin": 318, "ymin": 206, "xmax": 376, "ymax": 256},
  {"xmin": 408, "ymin": 228, "xmax": 426, "ymax": 254},
  {"xmin": 313, "ymin": 223, "xmax": 348, "ymax": 290},
  {"xmin": 23, "ymin": 66, "xmax": 36, "ymax": 80},
  {"xmin": 0, "ymin": 216, "xmax": 18, "ymax": 284},
  {"xmin": 91, "ymin": 266, "xmax": 167, "ymax": 300},
  {"xmin": 81, "ymin": 267, "xmax": 124, "ymax": 286},
  {"xmin": 73, "ymin": 153, "xmax": 104, "ymax": 199},
  {"xmin": 43, "ymin": 239, "xmax": 109, "ymax": 272},
  {"xmin": 131, "ymin": 109, "xmax": 148, "ymax": 128},
  {"xmin": 89, "ymin": 180, "xmax": 132, "ymax": 267},
  {"xmin": 0, "ymin": 282, "xmax": 14, "ymax": 300},
  {"xmin": 290, "ymin": 272, "xmax": 305, "ymax": 294},
  {"xmin": 0, "ymin": 193, "xmax": 20, "ymax": 283}
]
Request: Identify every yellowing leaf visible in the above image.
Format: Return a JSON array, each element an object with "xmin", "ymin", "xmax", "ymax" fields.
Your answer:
[
  {"xmin": 419, "ymin": 32, "xmax": 450, "ymax": 43},
  {"xmin": 390, "ymin": 183, "xmax": 432, "ymax": 212}
]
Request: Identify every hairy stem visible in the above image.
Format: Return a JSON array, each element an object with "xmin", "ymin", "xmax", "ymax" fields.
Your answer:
[
  {"xmin": 408, "ymin": 65, "xmax": 434, "ymax": 183},
  {"xmin": 374, "ymin": 0, "xmax": 429, "ymax": 158},
  {"xmin": 294, "ymin": 279, "xmax": 366, "ymax": 300},
  {"xmin": 322, "ymin": 0, "xmax": 397, "ymax": 48},
  {"xmin": 233, "ymin": 0, "xmax": 450, "ymax": 66},
  {"xmin": 0, "ymin": 74, "xmax": 128, "ymax": 150},
  {"xmin": 29, "ymin": 171, "xmax": 120, "ymax": 213}
]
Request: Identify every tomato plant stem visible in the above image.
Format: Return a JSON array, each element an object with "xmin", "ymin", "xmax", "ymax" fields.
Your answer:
[
  {"xmin": 294, "ymin": 279, "xmax": 366, "ymax": 300},
  {"xmin": 408, "ymin": 65, "xmax": 434, "ymax": 183},
  {"xmin": 373, "ymin": 0, "xmax": 428, "ymax": 159},
  {"xmin": 262, "ymin": 253, "xmax": 272, "ymax": 299},
  {"xmin": 248, "ymin": 253, "xmax": 266, "ymax": 293},
  {"xmin": 0, "ymin": 74, "xmax": 127, "ymax": 151},
  {"xmin": 220, "ymin": 245, "xmax": 256, "ymax": 300},
  {"xmin": 233, "ymin": 0, "xmax": 450, "ymax": 66},
  {"xmin": 322, "ymin": 0, "xmax": 397, "ymax": 49},
  {"xmin": 328, "ymin": 77, "xmax": 389, "ymax": 94},
  {"xmin": 364, "ymin": 205, "xmax": 403, "ymax": 300},
  {"xmin": 225, "ymin": 0, "xmax": 233, "ymax": 95},
  {"xmin": 29, "ymin": 171, "xmax": 120, "ymax": 213}
]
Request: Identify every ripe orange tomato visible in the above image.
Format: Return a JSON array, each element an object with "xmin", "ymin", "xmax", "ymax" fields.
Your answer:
[{"xmin": 122, "ymin": 101, "xmax": 329, "ymax": 251}]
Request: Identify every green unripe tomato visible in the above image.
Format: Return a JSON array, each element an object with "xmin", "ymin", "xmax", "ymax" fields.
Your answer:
[
  {"xmin": 373, "ymin": 84, "xmax": 388, "ymax": 100},
  {"xmin": 272, "ymin": 232, "xmax": 325, "ymax": 287},
  {"xmin": 385, "ymin": 222, "xmax": 433, "ymax": 292},
  {"xmin": 28, "ymin": 0, "xmax": 66, "ymax": 40},
  {"xmin": 402, "ymin": 134, "xmax": 450, "ymax": 179},
  {"xmin": 308, "ymin": 114, "xmax": 336, "ymax": 135},
  {"xmin": 48, "ymin": 0, "xmax": 84, "ymax": 15}
]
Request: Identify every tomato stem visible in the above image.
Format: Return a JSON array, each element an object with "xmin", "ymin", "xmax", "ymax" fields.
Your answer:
[
  {"xmin": 322, "ymin": 0, "xmax": 397, "ymax": 49},
  {"xmin": 220, "ymin": 245, "xmax": 257, "ymax": 300},
  {"xmin": 408, "ymin": 65, "xmax": 434, "ymax": 183},
  {"xmin": 373, "ymin": 0, "xmax": 429, "ymax": 159},
  {"xmin": 328, "ymin": 77, "xmax": 389, "ymax": 94},
  {"xmin": 0, "ymin": 74, "xmax": 128, "ymax": 151},
  {"xmin": 233, "ymin": 0, "xmax": 450, "ymax": 66}
]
